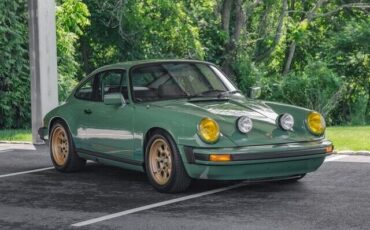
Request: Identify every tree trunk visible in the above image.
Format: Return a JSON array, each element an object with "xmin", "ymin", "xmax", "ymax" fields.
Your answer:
[
  {"xmin": 220, "ymin": 0, "xmax": 261, "ymax": 81},
  {"xmin": 232, "ymin": 0, "xmax": 245, "ymax": 42},
  {"xmin": 283, "ymin": 41, "xmax": 296, "ymax": 75},
  {"xmin": 221, "ymin": 0, "xmax": 245, "ymax": 80},
  {"xmin": 254, "ymin": 3, "xmax": 271, "ymax": 58},
  {"xmin": 283, "ymin": 0, "xmax": 325, "ymax": 75},
  {"xmin": 80, "ymin": 37, "xmax": 91, "ymax": 77},
  {"xmin": 254, "ymin": 0, "xmax": 287, "ymax": 62},
  {"xmin": 221, "ymin": 0, "xmax": 233, "ymax": 34}
]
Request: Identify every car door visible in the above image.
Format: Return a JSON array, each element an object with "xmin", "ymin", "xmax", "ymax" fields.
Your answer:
[
  {"xmin": 73, "ymin": 74, "xmax": 99, "ymax": 151},
  {"xmin": 76, "ymin": 69, "xmax": 134, "ymax": 160}
]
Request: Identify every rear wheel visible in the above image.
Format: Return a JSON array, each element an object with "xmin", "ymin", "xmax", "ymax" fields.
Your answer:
[
  {"xmin": 145, "ymin": 130, "xmax": 191, "ymax": 193},
  {"xmin": 50, "ymin": 121, "xmax": 86, "ymax": 172}
]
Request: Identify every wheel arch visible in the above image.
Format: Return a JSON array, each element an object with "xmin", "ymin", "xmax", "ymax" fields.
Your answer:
[
  {"xmin": 48, "ymin": 116, "xmax": 72, "ymax": 136},
  {"xmin": 143, "ymin": 127, "xmax": 177, "ymax": 152}
]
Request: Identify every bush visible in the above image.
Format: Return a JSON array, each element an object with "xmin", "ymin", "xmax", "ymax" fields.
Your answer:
[
  {"xmin": 278, "ymin": 61, "xmax": 342, "ymax": 116},
  {"xmin": 0, "ymin": 0, "xmax": 30, "ymax": 129},
  {"xmin": 235, "ymin": 54, "xmax": 267, "ymax": 93},
  {"xmin": 236, "ymin": 60, "xmax": 343, "ymax": 125}
]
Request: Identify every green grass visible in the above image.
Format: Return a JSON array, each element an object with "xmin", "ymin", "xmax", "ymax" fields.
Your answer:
[
  {"xmin": 0, "ymin": 129, "xmax": 32, "ymax": 142},
  {"xmin": 326, "ymin": 126, "xmax": 370, "ymax": 151},
  {"xmin": 0, "ymin": 126, "xmax": 369, "ymax": 151}
]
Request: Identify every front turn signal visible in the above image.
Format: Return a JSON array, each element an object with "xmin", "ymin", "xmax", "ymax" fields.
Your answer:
[
  {"xmin": 210, "ymin": 154, "xmax": 231, "ymax": 162},
  {"xmin": 325, "ymin": 145, "xmax": 334, "ymax": 153}
]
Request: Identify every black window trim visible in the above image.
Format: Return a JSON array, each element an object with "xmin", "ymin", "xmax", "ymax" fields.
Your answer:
[{"xmin": 96, "ymin": 69, "xmax": 127, "ymax": 102}]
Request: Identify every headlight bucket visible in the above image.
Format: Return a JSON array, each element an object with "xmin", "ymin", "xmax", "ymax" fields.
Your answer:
[
  {"xmin": 306, "ymin": 111, "xmax": 326, "ymax": 136},
  {"xmin": 198, "ymin": 117, "xmax": 220, "ymax": 143},
  {"xmin": 237, "ymin": 116, "xmax": 253, "ymax": 134},
  {"xmin": 277, "ymin": 113, "xmax": 294, "ymax": 131}
]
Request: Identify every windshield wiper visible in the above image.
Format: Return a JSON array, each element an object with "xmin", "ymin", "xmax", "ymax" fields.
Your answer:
[
  {"xmin": 187, "ymin": 89, "xmax": 242, "ymax": 100},
  {"xmin": 228, "ymin": 90, "xmax": 242, "ymax": 94},
  {"xmin": 187, "ymin": 89, "xmax": 226, "ymax": 99},
  {"xmin": 215, "ymin": 90, "xmax": 242, "ymax": 98}
]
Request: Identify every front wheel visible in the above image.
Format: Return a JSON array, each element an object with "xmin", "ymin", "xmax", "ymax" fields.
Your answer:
[
  {"xmin": 145, "ymin": 131, "xmax": 192, "ymax": 193},
  {"xmin": 50, "ymin": 121, "xmax": 86, "ymax": 172}
]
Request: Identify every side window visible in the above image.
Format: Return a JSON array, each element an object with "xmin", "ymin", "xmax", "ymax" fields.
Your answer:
[
  {"xmin": 96, "ymin": 70, "xmax": 127, "ymax": 101},
  {"xmin": 75, "ymin": 77, "xmax": 95, "ymax": 101}
]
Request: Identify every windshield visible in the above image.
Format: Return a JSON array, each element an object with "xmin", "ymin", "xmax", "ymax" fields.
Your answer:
[{"xmin": 130, "ymin": 62, "xmax": 237, "ymax": 102}]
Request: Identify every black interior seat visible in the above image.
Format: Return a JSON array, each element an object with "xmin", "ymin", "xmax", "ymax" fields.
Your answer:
[{"xmin": 158, "ymin": 84, "xmax": 185, "ymax": 98}]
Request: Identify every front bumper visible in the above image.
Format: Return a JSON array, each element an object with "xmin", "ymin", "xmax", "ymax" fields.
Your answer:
[
  {"xmin": 180, "ymin": 140, "xmax": 332, "ymax": 180},
  {"xmin": 38, "ymin": 127, "xmax": 48, "ymax": 141}
]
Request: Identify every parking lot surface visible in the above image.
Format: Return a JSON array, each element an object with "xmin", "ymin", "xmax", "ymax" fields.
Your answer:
[{"xmin": 0, "ymin": 144, "xmax": 369, "ymax": 230}]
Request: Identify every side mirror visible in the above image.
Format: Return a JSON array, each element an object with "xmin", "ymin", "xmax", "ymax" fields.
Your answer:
[
  {"xmin": 248, "ymin": 86, "xmax": 261, "ymax": 99},
  {"xmin": 104, "ymin": 93, "xmax": 125, "ymax": 106}
]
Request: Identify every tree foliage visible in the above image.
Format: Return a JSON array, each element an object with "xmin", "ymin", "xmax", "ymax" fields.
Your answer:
[
  {"xmin": 0, "ymin": 0, "xmax": 369, "ymax": 128},
  {"xmin": 56, "ymin": 0, "xmax": 90, "ymax": 101},
  {"xmin": 78, "ymin": 0, "xmax": 211, "ymax": 74},
  {"xmin": 0, "ymin": 0, "xmax": 30, "ymax": 128},
  {"xmin": 0, "ymin": 0, "xmax": 90, "ymax": 128}
]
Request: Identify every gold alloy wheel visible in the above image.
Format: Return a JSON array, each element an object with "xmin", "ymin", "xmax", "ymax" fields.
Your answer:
[
  {"xmin": 149, "ymin": 138, "xmax": 173, "ymax": 185},
  {"xmin": 51, "ymin": 126, "xmax": 69, "ymax": 166}
]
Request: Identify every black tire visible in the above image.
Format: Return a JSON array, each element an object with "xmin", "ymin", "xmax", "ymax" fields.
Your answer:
[
  {"xmin": 49, "ymin": 121, "xmax": 86, "ymax": 172},
  {"xmin": 275, "ymin": 174, "xmax": 306, "ymax": 183},
  {"xmin": 145, "ymin": 130, "xmax": 192, "ymax": 193}
]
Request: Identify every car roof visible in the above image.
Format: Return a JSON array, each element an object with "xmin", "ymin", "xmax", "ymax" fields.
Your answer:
[{"xmin": 89, "ymin": 59, "xmax": 214, "ymax": 75}]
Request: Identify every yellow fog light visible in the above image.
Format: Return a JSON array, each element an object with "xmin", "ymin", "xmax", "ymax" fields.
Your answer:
[
  {"xmin": 306, "ymin": 111, "xmax": 326, "ymax": 136},
  {"xmin": 210, "ymin": 154, "xmax": 231, "ymax": 162},
  {"xmin": 198, "ymin": 117, "xmax": 220, "ymax": 143}
]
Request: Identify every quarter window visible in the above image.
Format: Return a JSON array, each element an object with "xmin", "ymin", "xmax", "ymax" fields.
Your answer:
[{"xmin": 75, "ymin": 77, "xmax": 94, "ymax": 100}]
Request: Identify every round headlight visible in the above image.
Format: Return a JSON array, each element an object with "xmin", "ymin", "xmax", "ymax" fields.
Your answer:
[
  {"xmin": 306, "ymin": 111, "xmax": 326, "ymax": 135},
  {"xmin": 237, "ymin": 116, "xmax": 253, "ymax": 133},
  {"xmin": 198, "ymin": 118, "xmax": 220, "ymax": 143},
  {"xmin": 278, "ymin": 113, "xmax": 294, "ymax": 131}
]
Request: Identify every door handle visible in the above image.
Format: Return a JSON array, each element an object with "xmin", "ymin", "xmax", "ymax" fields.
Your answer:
[{"xmin": 84, "ymin": 109, "xmax": 92, "ymax": 114}]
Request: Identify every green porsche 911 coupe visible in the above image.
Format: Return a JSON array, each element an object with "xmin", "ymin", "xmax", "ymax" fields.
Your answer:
[{"xmin": 39, "ymin": 59, "xmax": 333, "ymax": 193}]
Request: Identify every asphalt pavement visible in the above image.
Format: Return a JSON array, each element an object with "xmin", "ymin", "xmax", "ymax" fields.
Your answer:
[{"xmin": 0, "ymin": 144, "xmax": 369, "ymax": 230}]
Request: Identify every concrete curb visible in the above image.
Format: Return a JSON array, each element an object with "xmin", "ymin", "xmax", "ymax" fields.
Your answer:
[
  {"xmin": 0, "ymin": 141, "xmax": 33, "ymax": 144},
  {"xmin": 335, "ymin": 151, "xmax": 370, "ymax": 156}
]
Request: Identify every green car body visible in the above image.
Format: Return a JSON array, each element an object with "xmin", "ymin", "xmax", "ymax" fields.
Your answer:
[{"xmin": 39, "ymin": 59, "xmax": 332, "ymax": 187}]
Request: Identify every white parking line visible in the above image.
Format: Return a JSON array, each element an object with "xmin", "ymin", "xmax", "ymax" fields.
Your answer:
[
  {"xmin": 71, "ymin": 182, "xmax": 248, "ymax": 227},
  {"xmin": 0, "ymin": 150, "xmax": 13, "ymax": 153},
  {"xmin": 72, "ymin": 154, "xmax": 356, "ymax": 227},
  {"xmin": 0, "ymin": 167, "xmax": 54, "ymax": 178},
  {"xmin": 325, "ymin": 155, "xmax": 349, "ymax": 162}
]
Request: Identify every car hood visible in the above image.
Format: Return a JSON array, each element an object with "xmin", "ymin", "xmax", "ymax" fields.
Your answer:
[{"xmin": 149, "ymin": 95, "xmax": 321, "ymax": 147}]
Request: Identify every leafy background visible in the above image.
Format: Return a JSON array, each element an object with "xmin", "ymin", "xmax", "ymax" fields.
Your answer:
[{"xmin": 0, "ymin": 0, "xmax": 369, "ymax": 129}]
